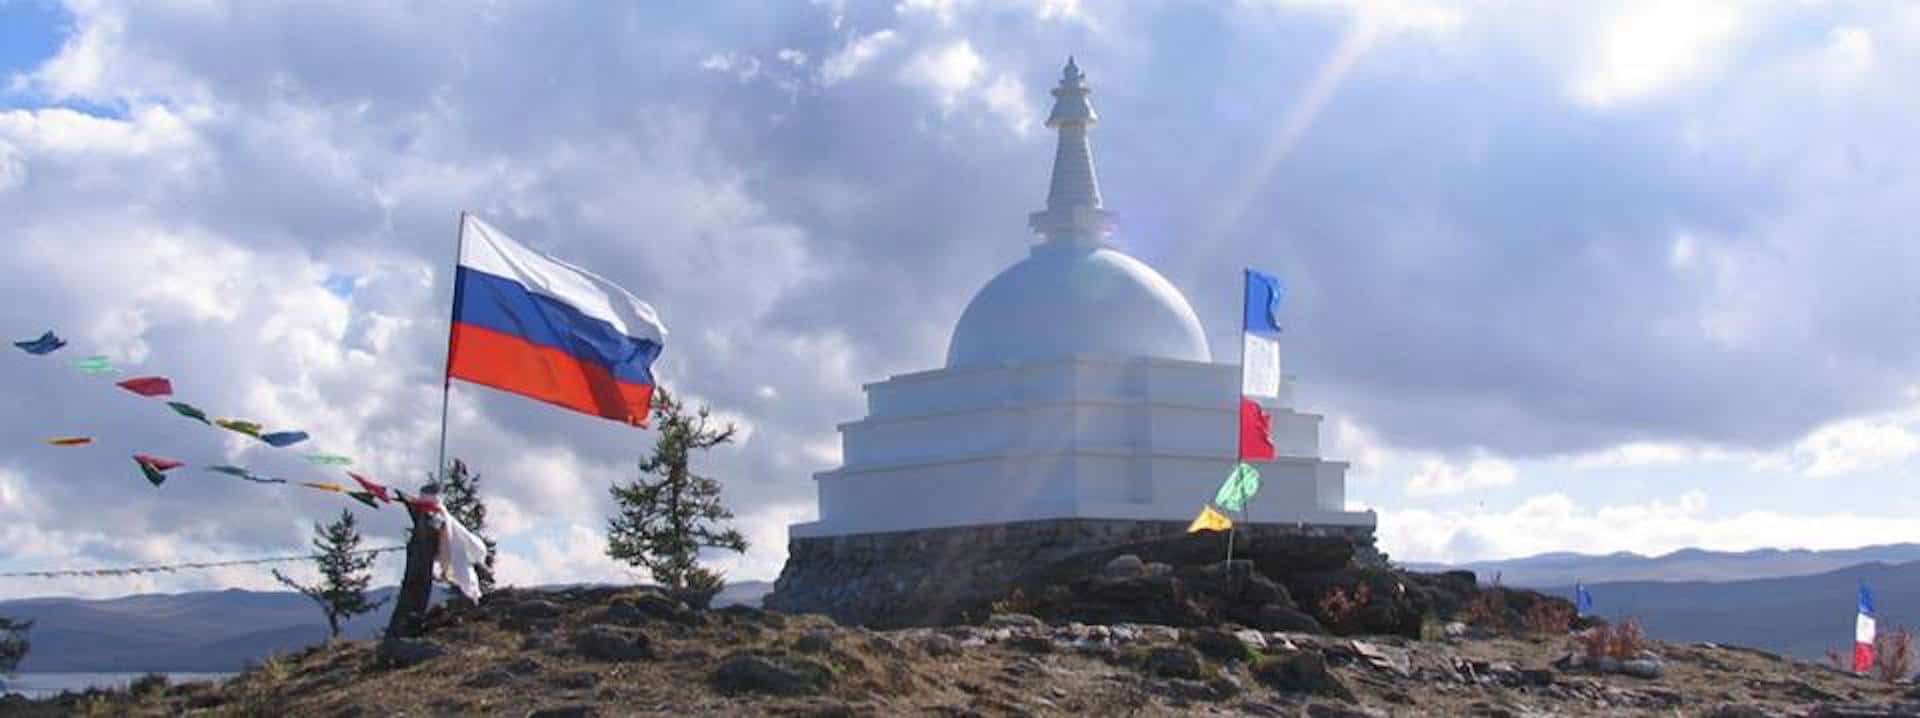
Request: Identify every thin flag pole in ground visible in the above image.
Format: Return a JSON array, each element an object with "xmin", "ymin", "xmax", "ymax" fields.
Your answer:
[{"xmin": 433, "ymin": 210, "xmax": 469, "ymax": 485}]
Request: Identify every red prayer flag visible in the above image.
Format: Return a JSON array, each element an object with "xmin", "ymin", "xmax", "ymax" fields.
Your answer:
[
  {"xmin": 349, "ymin": 472, "xmax": 392, "ymax": 502},
  {"xmin": 116, "ymin": 376, "xmax": 174, "ymax": 398},
  {"xmin": 1238, "ymin": 397, "xmax": 1277, "ymax": 462},
  {"xmin": 133, "ymin": 453, "xmax": 184, "ymax": 471}
]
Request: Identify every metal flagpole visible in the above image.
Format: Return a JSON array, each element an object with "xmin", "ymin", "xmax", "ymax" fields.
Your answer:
[{"xmin": 434, "ymin": 211, "xmax": 469, "ymax": 485}]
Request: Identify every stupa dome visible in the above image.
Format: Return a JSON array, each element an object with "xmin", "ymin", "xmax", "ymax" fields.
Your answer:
[{"xmin": 945, "ymin": 57, "xmax": 1211, "ymax": 369}]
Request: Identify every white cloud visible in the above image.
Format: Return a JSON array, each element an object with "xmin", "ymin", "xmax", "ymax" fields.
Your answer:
[
  {"xmin": 898, "ymin": 40, "xmax": 984, "ymax": 107},
  {"xmin": 1406, "ymin": 451, "xmax": 1518, "ymax": 496},
  {"xmin": 1759, "ymin": 408, "xmax": 1920, "ymax": 478},
  {"xmin": 1572, "ymin": 0, "xmax": 1746, "ymax": 107},
  {"xmin": 777, "ymin": 48, "xmax": 809, "ymax": 66},
  {"xmin": 820, "ymin": 30, "xmax": 900, "ymax": 85}
]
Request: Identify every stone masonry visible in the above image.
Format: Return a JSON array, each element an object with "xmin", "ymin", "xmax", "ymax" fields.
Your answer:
[{"xmin": 765, "ymin": 518, "xmax": 1377, "ymax": 628}]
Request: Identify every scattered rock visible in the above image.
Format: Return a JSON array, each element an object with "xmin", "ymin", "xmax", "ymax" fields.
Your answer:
[
  {"xmin": 1305, "ymin": 704, "xmax": 1386, "ymax": 718},
  {"xmin": 1699, "ymin": 705, "xmax": 1774, "ymax": 718},
  {"xmin": 376, "ymin": 637, "xmax": 448, "ymax": 669},
  {"xmin": 607, "ymin": 592, "xmax": 695, "ymax": 625},
  {"xmin": 986, "ymin": 613, "xmax": 1045, "ymax": 630},
  {"xmin": 1007, "ymin": 635, "xmax": 1054, "ymax": 653},
  {"xmin": 1141, "ymin": 646, "xmax": 1205, "ymax": 680},
  {"xmin": 1516, "ymin": 668, "xmax": 1555, "ymax": 687},
  {"xmin": 462, "ymin": 667, "xmax": 518, "ymax": 689},
  {"xmin": 550, "ymin": 671, "xmax": 599, "ymax": 690},
  {"xmin": 1253, "ymin": 651, "xmax": 1355, "ymax": 702},
  {"xmin": 712, "ymin": 653, "xmax": 835, "ymax": 697},
  {"xmin": 1234, "ymin": 629, "xmax": 1269, "ymax": 651},
  {"xmin": 1156, "ymin": 678, "xmax": 1223, "ymax": 702},
  {"xmin": 1103, "ymin": 554, "xmax": 1146, "ymax": 579},
  {"xmin": 1257, "ymin": 604, "xmax": 1325, "ymax": 634},
  {"xmin": 1189, "ymin": 627, "xmax": 1256, "ymax": 663},
  {"xmin": 510, "ymin": 599, "xmax": 566, "ymax": 620},
  {"xmin": 794, "ymin": 630, "xmax": 834, "ymax": 654},
  {"xmin": 1619, "ymin": 658, "xmax": 1665, "ymax": 679},
  {"xmin": 920, "ymin": 633, "xmax": 963, "ymax": 657},
  {"xmin": 525, "ymin": 705, "xmax": 596, "ymax": 718},
  {"xmin": 571, "ymin": 625, "xmax": 654, "ymax": 662}
]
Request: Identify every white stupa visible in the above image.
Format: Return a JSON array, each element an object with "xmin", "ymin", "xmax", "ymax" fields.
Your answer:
[{"xmin": 788, "ymin": 59, "xmax": 1375, "ymax": 540}]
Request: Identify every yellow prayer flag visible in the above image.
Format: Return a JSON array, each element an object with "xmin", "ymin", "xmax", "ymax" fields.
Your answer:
[
  {"xmin": 300, "ymin": 481, "xmax": 345, "ymax": 493},
  {"xmin": 1187, "ymin": 505, "xmax": 1233, "ymax": 534}
]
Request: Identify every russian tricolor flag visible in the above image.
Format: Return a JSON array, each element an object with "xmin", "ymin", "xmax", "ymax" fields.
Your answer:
[
  {"xmin": 1239, "ymin": 269, "xmax": 1283, "ymax": 462},
  {"xmin": 447, "ymin": 215, "xmax": 666, "ymax": 427},
  {"xmin": 1856, "ymin": 582, "xmax": 1876, "ymax": 674}
]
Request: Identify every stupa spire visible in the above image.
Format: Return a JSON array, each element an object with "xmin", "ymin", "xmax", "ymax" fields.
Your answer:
[{"xmin": 1029, "ymin": 57, "xmax": 1114, "ymax": 242}]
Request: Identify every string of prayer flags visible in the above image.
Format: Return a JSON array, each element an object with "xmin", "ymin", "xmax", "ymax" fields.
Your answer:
[
  {"xmin": 259, "ymin": 431, "xmax": 310, "ymax": 448},
  {"xmin": 115, "ymin": 376, "xmax": 174, "ymax": 398},
  {"xmin": 133, "ymin": 453, "xmax": 185, "ymax": 487},
  {"xmin": 13, "ymin": 331, "xmax": 66, "ymax": 355},
  {"xmin": 45, "ymin": 437, "xmax": 93, "ymax": 447},
  {"xmin": 167, "ymin": 401, "xmax": 212, "ymax": 425},
  {"xmin": 300, "ymin": 481, "xmax": 345, "ymax": 493},
  {"xmin": 348, "ymin": 472, "xmax": 392, "ymax": 502},
  {"xmin": 1187, "ymin": 505, "xmax": 1234, "ymax": 534},
  {"xmin": 347, "ymin": 491, "xmax": 382, "ymax": 510},
  {"xmin": 216, "ymin": 419, "xmax": 263, "ymax": 438},
  {"xmin": 72, "ymin": 355, "xmax": 117, "ymax": 374},
  {"xmin": 303, "ymin": 453, "xmax": 353, "ymax": 466},
  {"xmin": 205, "ymin": 465, "xmax": 287, "ymax": 485},
  {"xmin": 1213, "ymin": 462, "xmax": 1262, "ymax": 513}
]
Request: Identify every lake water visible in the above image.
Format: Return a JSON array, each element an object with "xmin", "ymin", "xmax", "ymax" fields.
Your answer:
[{"xmin": 3, "ymin": 672, "xmax": 235, "ymax": 700}]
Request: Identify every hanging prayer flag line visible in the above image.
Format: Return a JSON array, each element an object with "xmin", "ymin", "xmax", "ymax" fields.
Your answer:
[
  {"xmin": 167, "ymin": 401, "xmax": 212, "ymax": 425},
  {"xmin": 303, "ymin": 453, "xmax": 353, "ymax": 466},
  {"xmin": 446, "ymin": 215, "xmax": 667, "ymax": 428},
  {"xmin": 205, "ymin": 465, "xmax": 287, "ymax": 484},
  {"xmin": 216, "ymin": 419, "xmax": 263, "ymax": 438},
  {"xmin": 115, "ymin": 376, "xmax": 174, "ymax": 398},
  {"xmin": 1187, "ymin": 505, "xmax": 1233, "ymax": 533},
  {"xmin": 45, "ymin": 437, "xmax": 93, "ymax": 447},
  {"xmin": 0, "ymin": 545, "xmax": 406, "ymax": 579},
  {"xmin": 13, "ymin": 331, "xmax": 66, "ymax": 355},
  {"xmin": 259, "ymin": 431, "xmax": 310, "ymax": 448},
  {"xmin": 72, "ymin": 355, "xmax": 117, "ymax": 374}
]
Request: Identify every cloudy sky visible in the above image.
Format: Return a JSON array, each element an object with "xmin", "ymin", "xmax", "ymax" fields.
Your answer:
[{"xmin": 1, "ymin": 0, "xmax": 1917, "ymax": 598}]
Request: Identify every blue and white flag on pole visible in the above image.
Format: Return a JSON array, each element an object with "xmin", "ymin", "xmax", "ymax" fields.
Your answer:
[{"xmin": 1575, "ymin": 582, "xmax": 1593, "ymax": 616}]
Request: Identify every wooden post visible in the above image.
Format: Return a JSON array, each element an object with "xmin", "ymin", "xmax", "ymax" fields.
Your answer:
[{"xmin": 383, "ymin": 495, "xmax": 440, "ymax": 639}]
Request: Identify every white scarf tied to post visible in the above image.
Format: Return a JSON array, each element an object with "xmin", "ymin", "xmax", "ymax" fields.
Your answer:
[{"xmin": 433, "ymin": 509, "xmax": 490, "ymax": 599}]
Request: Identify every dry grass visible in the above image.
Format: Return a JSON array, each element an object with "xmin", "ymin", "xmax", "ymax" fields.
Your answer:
[
  {"xmin": 1573, "ymin": 617, "xmax": 1648, "ymax": 661},
  {"xmin": 1523, "ymin": 601, "xmax": 1575, "ymax": 636},
  {"xmin": 1874, "ymin": 625, "xmax": 1914, "ymax": 682}
]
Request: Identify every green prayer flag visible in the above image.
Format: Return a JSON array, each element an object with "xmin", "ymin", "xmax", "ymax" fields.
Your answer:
[
  {"xmin": 137, "ymin": 462, "xmax": 167, "ymax": 487},
  {"xmin": 72, "ymin": 355, "xmax": 116, "ymax": 374},
  {"xmin": 347, "ymin": 491, "xmax": 382, "ymax": 510},
  {"xmin": 167, "ymin": 401, "xmax": 211, "ymax": 425},
  {"xmin": 302, "ymin": 453, "xmax": 353, "ymax": 466},
  {"xmin": 1213, "ymin": 462, "xmax": 1261, "ymax": 512}
]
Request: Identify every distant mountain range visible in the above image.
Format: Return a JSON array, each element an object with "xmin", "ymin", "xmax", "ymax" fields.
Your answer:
[
  {"xmin": 1403, "ymin": 543, "xmax": 1920, "ymax": 587},
  {"xmin": 0, "ymin": 581, "xmax": 773, "ymax": 673}
]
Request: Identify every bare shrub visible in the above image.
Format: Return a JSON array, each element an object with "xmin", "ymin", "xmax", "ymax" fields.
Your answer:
[
  {"xmin": 1574, "ymin": 617, "xmax": 1648, "ymax": 661},
  {"xmin": 1316, "ymin": 582, "xmax": 1372, "ymax": 632},
  {"xmin": 1524, "ymin": 601, "xmax": 1575, "ymax": 635},
  {"xmin": 1875, "ymin": 624, "xmax": 1914, "ymax": 682}
]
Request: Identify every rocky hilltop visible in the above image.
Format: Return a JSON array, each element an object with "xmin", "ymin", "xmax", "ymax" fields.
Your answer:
[{"xmin": 6, "ymin": 549, "xmax": 1917, "ymax": 717}]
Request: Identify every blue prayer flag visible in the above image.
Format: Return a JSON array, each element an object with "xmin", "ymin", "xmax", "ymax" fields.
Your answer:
[
  {"xmin": 259, "ymin": 431, "xmax": 310, "ymax": 448},
  {"xmin": 1575, "ymin": 583, "xmax": 1594, "ymax": 616},
  {"xmin": 12, "ymin": 331, "xmax": 66, "ymax": 355},
  {"xmin": 1243, "ymin": 270, "xmax": 1284, "ymax": 336}
]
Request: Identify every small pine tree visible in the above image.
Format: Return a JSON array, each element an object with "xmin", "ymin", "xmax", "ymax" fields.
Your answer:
[
  {"xmin": 438, "ymin": 458, "xmax": 497, "ymax": 594},
  {"xmin": 0, "ymin": 616, "xmax": 30, "ymax": 675},
  {"xmin": 274, "ymin": 509, "xmax": 389, "ymax": 638},
  {"xmin": 606, "ymin": 388, "xmax": 747, "ymax": 603}
]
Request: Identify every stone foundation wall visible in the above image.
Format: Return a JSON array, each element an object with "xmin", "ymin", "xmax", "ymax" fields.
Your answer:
[{"xmin": 764, "ymin": 518, "xmax": 1377, "ymax": 628}]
